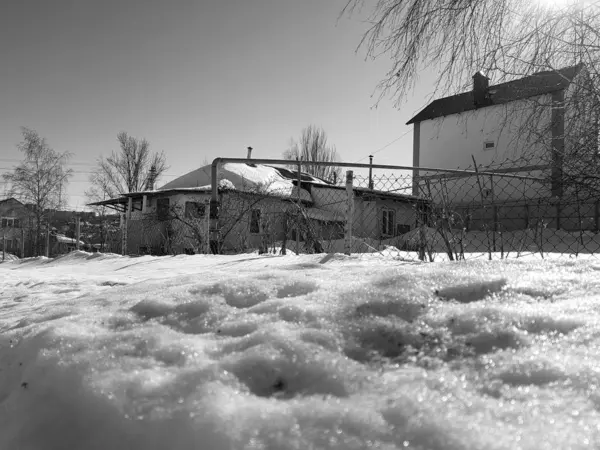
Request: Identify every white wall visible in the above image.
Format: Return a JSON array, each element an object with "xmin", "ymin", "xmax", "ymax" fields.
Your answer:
[
  {"xmin": 416, "ymin": 95, "xmax": 554, "ymax": 203},
  {"xmin": 418, "ymin": 94, "xmax": 552, "ymax": 171}
]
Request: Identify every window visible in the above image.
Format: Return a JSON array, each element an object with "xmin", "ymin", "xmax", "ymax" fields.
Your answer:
[
  {"xmin": 250, "ymin": 209, "xmax": 261, "ymax": 234},
  {"xmin": 185, "ymin": 201, "xmax": 206, "ymax": 219},
  {"xmin": 381, "ymin": 209, "xmax": 395, "ymax": 236},
  {"xmin": 484, "ymin": 140, "xmax": 495, "ymax": 150},
  {"xmin": 156, "ymin": 198, "xmax": 170, "ymax": 220},
  {"xmin": 1, "ymin": 217, "xmax": 20, "ymax": 228}
]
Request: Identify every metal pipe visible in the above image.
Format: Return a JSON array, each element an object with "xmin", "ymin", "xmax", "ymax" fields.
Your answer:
[
  {"xmin": 368, "ymin": 155, "xmax": 374, "ymax": 190},
  {"xmin": 210, "ymin": 157, "xmax": 547, "ymax": 179},
  {"xmin": 209, "ymin": 158, "xmax": 222, "ymax": 254}
]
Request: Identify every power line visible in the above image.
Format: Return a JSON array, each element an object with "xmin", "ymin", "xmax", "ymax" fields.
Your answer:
[{"xmin": 354, "ymin": 129, "xmax": 412, "ymax": 163}]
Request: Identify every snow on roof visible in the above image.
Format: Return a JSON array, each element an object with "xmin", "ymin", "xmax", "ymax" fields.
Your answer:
[
  {"xmin": 55, "ymin": 235, "xmax": 85, "ymax": 246},
  {"xmin": 157, "ymin": 163, "xmax": 317, "ymax": 202}
]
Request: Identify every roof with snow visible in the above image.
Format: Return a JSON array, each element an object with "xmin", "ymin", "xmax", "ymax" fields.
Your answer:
[
  {"xmin": 158, "ymin": 162, "xmax": 330, "ymax": 202},
  {"xmin": 55, "ymin": 235, "xmax": 85, "ymax": 246},
  {"xmin": 88, "ymin": 162, "xmax": 425, "ymax": 209},
  {"xmin": 407, "ymin": 64, "xmax": 584, "ymax": 124}
]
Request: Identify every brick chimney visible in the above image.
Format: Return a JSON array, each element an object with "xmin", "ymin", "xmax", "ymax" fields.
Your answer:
[
  {"xmin": 247, "ymin": 146, "xmax": 253, "ymax": 159},
  {"xmin": 473, "ymin": 71, "xmax": 490, "ymax": 107}
]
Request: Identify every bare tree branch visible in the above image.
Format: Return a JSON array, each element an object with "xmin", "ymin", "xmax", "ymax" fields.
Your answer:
[
  {"xmin": 2, "ymin": 127, "xmax": 73, "ymax": 255},
  {"xmin": 283, "ymin": 125, "xmax": 342, "ymax": 183},
  {"xmin": 86, "ymin": 131, "xmax": 169, "ymax": 206}
]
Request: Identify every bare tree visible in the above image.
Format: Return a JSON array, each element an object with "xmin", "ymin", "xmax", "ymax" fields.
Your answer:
[
  {"xmin": 344, "ymin": 0, "xmax": 599, "ymax": 102},
  {"xmin": 2, "ymin": 127, "xmax": 73, "ymax": 255},
  {"xmin": 345, "ymin": 0, "xmax": 600, "ymax": 200},
  {"xmin": 284, "ymin": 125, "xmax": 342, "ymax": 183},
  {"xmin": 86, "ymin": 131, "xmax": 168, "ymax": 203}
]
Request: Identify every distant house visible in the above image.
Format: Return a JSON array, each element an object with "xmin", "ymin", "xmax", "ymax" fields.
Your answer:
[
  {"xmin": 90, "ymin": 162, "xmax": 427, "ymax": 254},
  {"xmin": 407, "ymin": 64, "xmax": 597, "ymax": 203},
  {"xmin": 0, "ymin": 198, "xmax": 34, "ymax": 257},
  {"xmin": 50, "ymin": 234, "xmax": 85, "ymax": 255}
]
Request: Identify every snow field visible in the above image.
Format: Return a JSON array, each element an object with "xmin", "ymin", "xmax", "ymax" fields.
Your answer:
[{"xmin": 1, "ymin": 251, "xmax": 600, "ymax": 449}]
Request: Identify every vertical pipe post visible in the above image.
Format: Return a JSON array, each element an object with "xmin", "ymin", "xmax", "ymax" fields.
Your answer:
[
  {"xmin": 345, "ymin": 170, "xmax": 354, "ymax": 256},
  {"xmin": 45, "ymin": 225, "xmax": 50, "ymax": 258},
  {"xmin": 76, "ymin": 217, "xmax": 81, "ymax": 250},
  {"xmin": 205, "ymin": 198, "xmax": 210, "ymax": 254},
  {"xmin": 210, "ymin": 159, "xmax": 221, "ymax": 254},
  {"xmin": 296, "ymin": 159, "xmax": 301, "ymax": 254},
  {"xmin": 120, "ymin": 212, "xmax": 126, "ymax": 256},
  {"xmin": 368, "ymin": 155, "xmax": 374, "ymax": 190},
  {"xmin": 2, "ymin": 232, "xmax": 5, "ymax": 261},
  {"xmin": 21, "ymin": 228, "xmax": 25, "ymax": 258}
]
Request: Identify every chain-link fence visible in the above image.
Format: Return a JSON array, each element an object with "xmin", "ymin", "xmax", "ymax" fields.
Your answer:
[{"xmin": 104, "ymin": 157, "xmax": 600, "ymax": 260}]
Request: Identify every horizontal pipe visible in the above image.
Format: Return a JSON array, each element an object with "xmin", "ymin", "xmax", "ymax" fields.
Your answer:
[{"xmin": 210, "ymin": 157, "xmax": 550, "ymax": 202}]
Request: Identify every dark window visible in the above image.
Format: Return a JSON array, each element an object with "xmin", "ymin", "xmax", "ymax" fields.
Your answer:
[
  {"xmin": 185, "ymin": 201, "xmax": 206, "ymax": 219},
  {"xmin": 381, "ymin": 209, "xmax": 395, "ymax": 236},
  {"xmin": 250, "ymin": 209, "xmax": 261, "ymax": 234},
  {"xmin": 1, "ymin": 217, "xmax": 19, "ymax": 228},
  {"xmin": 484, "ymin": 141, "xmax": 495, "ymax": 150},
  {"xmin": 157, "ymin": 198, "xmax": 170, "ymax": 220}
]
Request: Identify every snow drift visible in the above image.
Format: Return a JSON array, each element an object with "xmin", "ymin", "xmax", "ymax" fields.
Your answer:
[{"xmin": 1, "ymin": 251, "xmax": 600, "ymax": 449}]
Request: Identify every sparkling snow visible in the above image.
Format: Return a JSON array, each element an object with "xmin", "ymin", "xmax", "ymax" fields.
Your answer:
[{"xmin": 1, "ymin": 251, "xmax": 600, "ymax": 449}]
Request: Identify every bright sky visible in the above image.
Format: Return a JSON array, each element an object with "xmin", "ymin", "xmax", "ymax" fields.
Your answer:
[{"xmin": 0, "ymin": 0, "xmax": 436, "ymax": 210}]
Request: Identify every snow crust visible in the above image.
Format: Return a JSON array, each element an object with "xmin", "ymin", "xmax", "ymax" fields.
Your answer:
[{"xmin": 2, "ymin": 251, "xmax": 600, "ymax": 449}]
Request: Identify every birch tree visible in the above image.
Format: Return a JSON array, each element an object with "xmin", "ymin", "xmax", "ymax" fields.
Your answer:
[{"xmin": 2, "ymin": 127, "xmax": 73, "ymax": 255}]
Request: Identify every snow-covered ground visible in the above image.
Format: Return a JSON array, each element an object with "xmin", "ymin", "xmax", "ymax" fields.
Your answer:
[{"xmin": 1, "ymin": 251, "xmax": 600, "ymax": 449}]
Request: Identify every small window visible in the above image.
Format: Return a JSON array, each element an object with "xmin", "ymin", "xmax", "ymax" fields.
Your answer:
[
  {"xmin": 484, "ymin": 140, "xmax": 495, "ymax": 150},
  {"xmin": 250, "ymin": 209, "xmax": 261, "ymax": 234},
  {"xmin": 381, "ymin": 209, "xmax": 395, "ymax": 236},
  {"xmin": 156, "ymin": 198, "xmax": 170, "ymax": 220},
  {"xmin": 185, "ymin": 201, "xmax": 206, "ymax": 219}
]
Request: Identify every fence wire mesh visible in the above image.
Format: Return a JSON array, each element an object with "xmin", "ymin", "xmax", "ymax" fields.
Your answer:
[{"xmin": 86, "ymin": 158, "xmax": 600, "ymax": 261}]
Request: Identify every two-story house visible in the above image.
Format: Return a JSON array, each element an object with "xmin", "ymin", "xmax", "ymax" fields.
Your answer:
[
  {"xmin": 0, "ymin": 198, "xmax": 34, "ymax": 257},
  {"xmin": 408, "ymin": 64, "xmax": 596, "ymax": 204}
]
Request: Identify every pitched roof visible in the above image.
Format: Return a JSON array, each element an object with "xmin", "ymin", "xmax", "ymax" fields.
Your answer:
[
  {"xmin": 0, "ymin": 197, "xmax": 25, "ymax": 207},
  {"xmin": 406, "ymin": 64, "xmax": 584, "ymax": 125}
]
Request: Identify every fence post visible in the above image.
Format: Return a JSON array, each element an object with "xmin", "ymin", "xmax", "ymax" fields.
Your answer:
[
  {"xmin": 120, "ymin": 213, "xmax": 127, "ymax": 256},
  {"xmin": 345, "ymin": 170, "xmax": 354, "ymax": 256},
  {"xmin": 2, "ymin": 233, "xmax": 5, "ymax": 261},
  {"xmin": 45, "ymin": 225, "xmax": 50, "ymax": 258},
  {"xmin": 21, "ymin": 228, "xmax": 25, "ymax": 258},
  {"xmin": 204, "ymin": 199, "xmax": 210, "ymax": 255},
  {"xmin": 210, "ymin": 160, "xmax": 221, "ymax": 254},
  {"xmin": 296, "ymin": 159, "xmax": 302, "ymax": 254},
  {"xmin": 76, "ymin": 217, "xmax": 81, "ymax": 250}
]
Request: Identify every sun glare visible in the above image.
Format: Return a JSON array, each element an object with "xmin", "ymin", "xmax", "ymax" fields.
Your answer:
[{"xmin": 535, "ymin": 0, "xmax": 577, "ymax": 9}]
